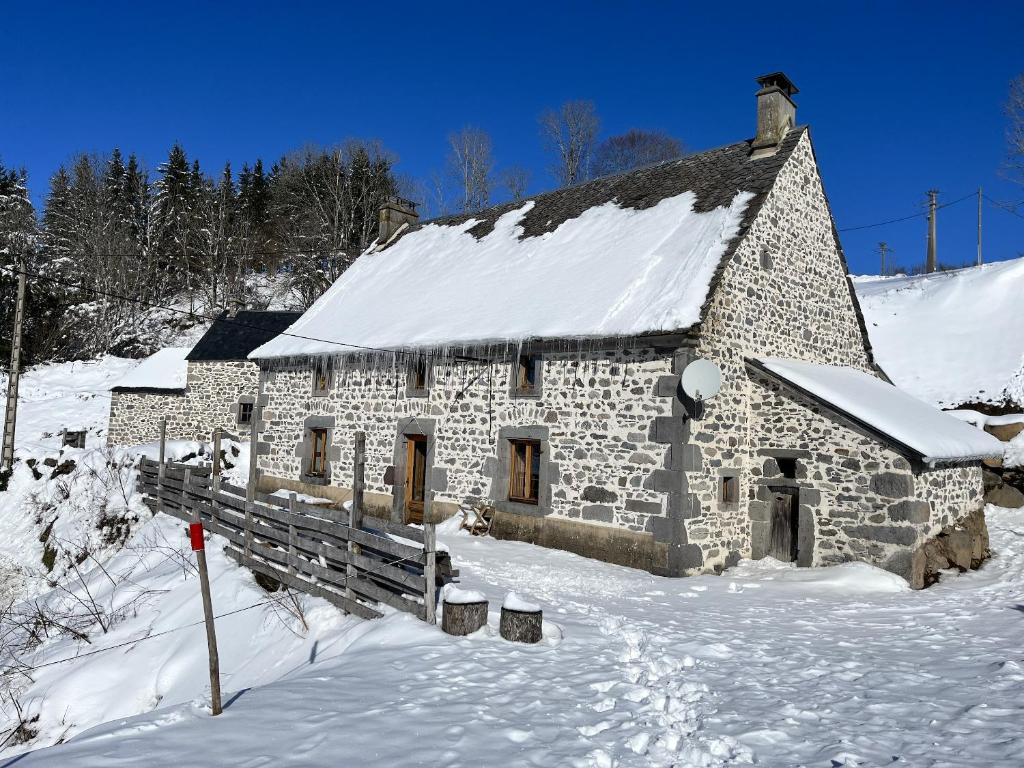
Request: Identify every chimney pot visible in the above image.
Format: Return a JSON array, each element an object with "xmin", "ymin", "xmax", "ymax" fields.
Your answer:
[
  {"xmin": 227, "ymin": 297, "xmax": 244, "ymax": 317},
  {"xmin": 378, "ymin": 196, "xmax": 419, "ymax": 246},
  {"xmin": 752, "ymin": 71, "xmax": 799, "ymax": 153}
]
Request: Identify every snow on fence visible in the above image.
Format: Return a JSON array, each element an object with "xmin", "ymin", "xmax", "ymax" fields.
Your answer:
[{"xmin": 136, "ymin": 456, "xmax": 442, "ymax": 623}]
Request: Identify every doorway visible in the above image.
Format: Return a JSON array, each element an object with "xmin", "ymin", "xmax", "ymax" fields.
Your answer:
[
  {"xmin": 405, "ymin": 435, "xmax": 428, "ymax": 524},
  {"xmin": 768, "ymin": 489, "xmax": 799, "ymax": 562}
]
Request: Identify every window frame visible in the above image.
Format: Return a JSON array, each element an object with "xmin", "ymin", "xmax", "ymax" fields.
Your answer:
[
  {"xmin": 507, "ymin": 438, "xmax": 542, "ymax": 505},
  {"xmin": 237, "ymin": 401, "xmax": 254, "ymax": 426},
  {"xmin": 512, "ymin": 354, "xmax": 542, "ymax": 398},
  {"xmin": 307, "ymin": 427, "xmax": 329, "ymax": 478},
  {"xmin": 311, "ymin": 359, "xmax": 331, "ymax": 397},
  {"xmin": 406, "ymin": 355, "xmax": 430, "ymax": 397},
  {"xmin": 719, "ymin": 474, "xmax": 739, "ymax": 504}
]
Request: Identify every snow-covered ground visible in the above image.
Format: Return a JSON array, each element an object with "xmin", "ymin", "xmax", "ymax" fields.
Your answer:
[
  {"xmin": 0, "ymin": 357, "xmax": 136, "ymax": 456},
  {"xmin": 3, "ymin": 355, "xmax": 1024, "ymax": 766},
  {"xmin": 853, "ymin": 257, "xmax": 1024, "ymax": 409},
  {"xmin": 2, "ymin": 507, "xmax": 1023, "ymax": 766}
]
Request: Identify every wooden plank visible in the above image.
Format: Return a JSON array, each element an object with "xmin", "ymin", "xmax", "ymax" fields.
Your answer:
[
  {"xmin": 224, "ymin": 546, "xmax": 382, "ymax": 620},
  {"xmin": 363, "ymin": 519, "xmax": 426, "ymax": 544}
]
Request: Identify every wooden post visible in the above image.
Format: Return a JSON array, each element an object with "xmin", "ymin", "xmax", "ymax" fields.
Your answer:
[
  {"xmin": 212, "ymin": 428, "xmax": 222, "ymax": 489},
  {"xmin": 423, "ymin": 523, "xmax": 437, "ymax": 625},
  {"xmin": 288, "ymin": 493, "xmax": 298, "ymax": 577},
  {"xmin": 157, "ymin": 417, "xmax": 167, "ymax": 516},
  {"xmin": 188, "ymin": 499, "xmax": 222, "ymax": 716},
  {"xmin": 347, "ymin": 432, "xmax": 365, "ymax": 602},
  {"xmin": 244, "ymin": 399, "xmax": 260, "ymax": 560}
]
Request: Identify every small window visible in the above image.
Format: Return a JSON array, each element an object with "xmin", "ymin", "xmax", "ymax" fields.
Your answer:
[
  {"xmin": 237, "ymin": 401, "xmax": 254, "ymax": 425},
  {"xmin": 508, "ymin": 439, "xmax": 541, "ymax": 504},
  {"xmin": 312, "ymin": 360, "xmax": 331, "ymax": 397},
  {"xmin": 776, "ymin": 457, "xmax": 797, "ymax": 479},
  {"xmin": 407, "ymin": 356, "xmax": 429, "ymax": 395},
  {"xmin": 720, "ymin": 475, "xmax": 739, "ymax": 504},
  {"xmin": 760, "ymin": 247, "xmax": 773, "ymax": 271},
  {"xmin": 515, "ymin": 355, "xmax": 540, "ymax": 394},
  {"xmin": 308, "ymin": 428, "xmax": 329, "ymax": 477}
]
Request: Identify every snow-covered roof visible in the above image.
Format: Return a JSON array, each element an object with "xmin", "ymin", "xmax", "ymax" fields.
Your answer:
[
  {"xmin": 751, "ymin": 357, "xmax": 1005, "ymax": 464},
  {"xmin": 853, "ymin": 257, "xmax": 1024, "ymax": 409},
  {"xmin": 110, "ymin": 348, "xmax": 189, "ymax": 392},
  {"xmin": 251, "ymin": 130, "xmax": 807, "ymax": 359}
]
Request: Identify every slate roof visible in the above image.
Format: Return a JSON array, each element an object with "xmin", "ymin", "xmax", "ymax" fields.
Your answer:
[
  {"xmin": 252, "ymin": 129, "xmax": 814, "ymax": 359},
  {"xmin": 187, "ymin": 310, "xmax": 305, "ymax": 362},
  {"xmin": 399, "ymin": 128, "xmax": 805, "ymax": 245}
]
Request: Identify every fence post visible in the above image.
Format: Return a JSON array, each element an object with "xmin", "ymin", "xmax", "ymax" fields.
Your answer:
[
  {"xmin": 347, "ymin": 431, "xmax": 365, "ymax": 602},
  {"xmin": 157, "ymin": 417, "xmax": 167, "ymax": 516},
  {"xmin": 423, "ymin": 523, "xmax": 437, "ymax": 625},
  {"xmin": 244, "ymin": 399, "xmax": 261, "ymax": 560},
  {"xmin": 188, "ymin": 506, "xmax": 222, "ymax": 716},
  {"xmin": 288, "ymin": 493, "xmax": 297, "ymax": 577},
  {"xmin": 212, "ymin": 428, "xmax": 221, "ymax": 491}
]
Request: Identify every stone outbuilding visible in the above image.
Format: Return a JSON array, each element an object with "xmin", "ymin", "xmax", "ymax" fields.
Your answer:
[
  {"xmin": 247, "ymin": 73, "xmax": 1004, "ymax": 587},
  {"xmin": 107, "ymin": 309, "xmax": 301, "ymax": 445}
]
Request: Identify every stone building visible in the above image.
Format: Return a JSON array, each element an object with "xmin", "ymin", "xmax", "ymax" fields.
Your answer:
[
  {"xmin": 248, "ymin": 73, "xmax": 1003, "ymax": 587},
  {"xmin": 107, "ymin": 310, "xmax": 301, "ymax": 445}
]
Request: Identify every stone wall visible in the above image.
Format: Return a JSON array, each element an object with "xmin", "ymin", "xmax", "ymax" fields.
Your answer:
[
  {"xmin": 107, "ymin": 361, "xmax": 261, "ymax": 446},
  {"xmin": 257, "ymin": 347, "xmax": 684, "ymax": 570},
  {"xmin": 747, "ymin": 371, "xmax": 984, "ymax": 584},
  {"xmin": 673, "ymin": 130, "xmax": 881, "ymax": 573},
  {"xmin": 107, "ymin": 390, "xmax": 186, "ymax": 445}
]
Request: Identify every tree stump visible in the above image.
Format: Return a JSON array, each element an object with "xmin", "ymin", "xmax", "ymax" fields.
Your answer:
[
  {"xmin": 441, "ymin": 591, "xmax": 488, "ymax": 636},
  {"xmin": 499, "ymin": 593, "xmax": 542, "ymax": 644}
]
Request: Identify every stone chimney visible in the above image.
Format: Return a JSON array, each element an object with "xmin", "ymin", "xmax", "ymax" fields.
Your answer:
[
  {"xmin": 751, "ymin": 72, "xmax": 799, "ymax": 154},
  {"xmin": 378, "ymin": 196, "xmax": 419, "ymax": 245},
  {"xmin": 227, "ymin": 297, "xmax": 244, "ymax": 318}
]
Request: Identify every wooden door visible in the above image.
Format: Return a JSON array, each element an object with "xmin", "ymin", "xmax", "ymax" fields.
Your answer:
[
  {"xmin": 405, "ymin": 435, "xmax": 428, "ymax": 524},
  {"xmin": 769, "ymin": 491, "xmax": 799, "ymax": 562}
]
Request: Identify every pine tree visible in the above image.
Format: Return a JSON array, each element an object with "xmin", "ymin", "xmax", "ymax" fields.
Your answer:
[
  {"xmin": 42, "ymin": 166, "xmax": 75, "ymax": 268},
  {"xmin": 151, "ymin": 143, "xmax": 195, "ymax": 300}
]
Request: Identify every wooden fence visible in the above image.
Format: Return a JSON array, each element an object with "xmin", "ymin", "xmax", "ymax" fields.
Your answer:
[{"xmin": 137, "ymin": 449, "xmax": 442, "ymax": 624}]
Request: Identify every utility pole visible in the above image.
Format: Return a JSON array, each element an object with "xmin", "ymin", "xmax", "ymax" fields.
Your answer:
[
  {"xmin": 926, "ymin": 190, "xmax": 939, "ymax": 274},
  {"xmin": 877, "ymin": 241, "xmax": 890, "ymax": 275},
  {"xmin": 1, "ymin": 252, "xmax": 27, "ymax": 473},
  {"xmin": 977, "ymin": 186, "xmax": 983, "ymax": 266}
]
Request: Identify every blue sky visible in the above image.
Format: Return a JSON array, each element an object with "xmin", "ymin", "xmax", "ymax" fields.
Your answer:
[{"xmin": 1, "ymin": 1, "xmax": 1021, "ymax": 274}]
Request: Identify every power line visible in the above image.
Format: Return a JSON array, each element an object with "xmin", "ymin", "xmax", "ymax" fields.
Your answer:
[
  {"xmin": 0, "ymin": 262, "xmax": 478, "ymax": 361},
  {"xmin": 837, "ymin": 191, "xmax": 976, "ymax": 232},
  {"xmin": 984, "ymin": 194, "xmax": 1024, "ymax": 220}
]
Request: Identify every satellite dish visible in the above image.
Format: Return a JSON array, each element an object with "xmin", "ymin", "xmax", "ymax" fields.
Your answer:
[{"xmin": 681, "ymin": 359, "xmax": 721, "ymax": 402}]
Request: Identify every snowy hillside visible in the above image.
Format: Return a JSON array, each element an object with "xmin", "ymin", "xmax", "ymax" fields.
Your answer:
[
  {"xmin": 3, "ymin": 357, "xmax": 1024, "ymax": 765},
  {"xmin": 853, "ymin": 256, "xmax": 1024, "ymax": 409}
]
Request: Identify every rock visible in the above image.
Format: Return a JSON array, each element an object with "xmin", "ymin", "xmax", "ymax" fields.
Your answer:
[
  {"xmin": 581, "ymin": 485, "xmax": 617, "ymax": 503},
  {"xmin": 985, "ymin": 421, "xmax": 1024, "ymax": 442},
  {"xmin": 869, "ymin": 472, "xmax": 914, "ymax": 499},
  {"xmin": 985, "ymin": 482, "xmax": 1024, "ymax": 509},
  {"xmin": 944, "ymin": 530, "xmax": 973, "ymax": 570},
  {"xmin": 888, "ymin": 499, "xmax": 931, "ymax": 523}
]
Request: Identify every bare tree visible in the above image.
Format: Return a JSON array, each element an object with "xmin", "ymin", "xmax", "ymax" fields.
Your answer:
[
  {"xmin": 593, "ymin": 129, "xmax": 684, "ymax": 177},
  {"xmin": 539, "ymin": 100, "xmax": 600, "ymax": 187},
  {"xmin": 500, "ymin": 166, "xmax": 531, "ymax": 202},
  {"xmin": 1007, "ymin": 74, "xmax": 1024, "ymax": 185},
  {"xmin": 446, "ymin": 127, "xmax": 493, "ymax": 212}
]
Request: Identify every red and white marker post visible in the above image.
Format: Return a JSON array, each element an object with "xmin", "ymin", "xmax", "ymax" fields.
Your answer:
[{"xmin": 189, "ymin": 508, "xmax": 222, "ymax": 715}]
